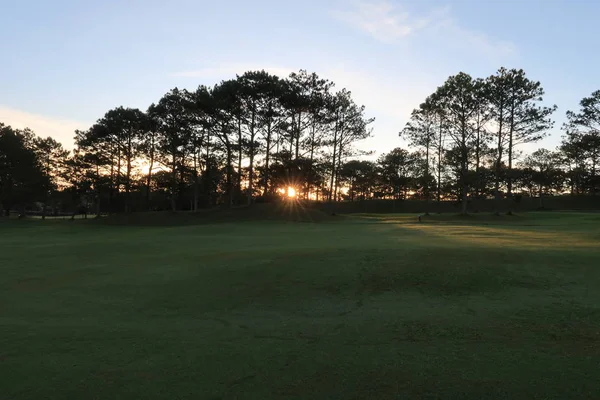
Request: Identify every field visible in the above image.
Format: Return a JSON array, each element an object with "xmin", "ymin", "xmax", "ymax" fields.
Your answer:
[{"xmin": 2, "ymin": 211, "xmax": 600, "ymax": 399}]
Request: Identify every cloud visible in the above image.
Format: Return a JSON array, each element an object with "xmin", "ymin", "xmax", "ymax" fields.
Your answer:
[
  {"xmin": 0, "ymin": 106, "xmax": 88, "ymax": 148},
  {"xmin": 333, "ymin": 0, "xmax": 427, "ymax": 42},
  {"xmin": 428, "ymin": 10, "xmax": 517, "ymax": 59},
  {"xmin": 334, "ymin": 1, "xmax": 516, "ymax": 58}
]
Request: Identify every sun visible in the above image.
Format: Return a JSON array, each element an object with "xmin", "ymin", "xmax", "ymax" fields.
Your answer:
[{"xmin": 287, "ymin": 187, "xmax": 297, "ymax": 198}]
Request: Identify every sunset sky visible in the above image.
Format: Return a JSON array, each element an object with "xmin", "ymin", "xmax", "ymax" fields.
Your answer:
[{"xmin": 1, "ymin": 0, "xmax": 598, "ymax": 159}]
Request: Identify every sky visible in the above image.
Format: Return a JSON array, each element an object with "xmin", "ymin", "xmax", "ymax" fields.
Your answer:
[{"xmin": 1, "ymin": 0, "xmax": 599, "ymax": 160}]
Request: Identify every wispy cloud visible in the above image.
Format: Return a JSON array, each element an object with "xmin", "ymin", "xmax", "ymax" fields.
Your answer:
[
  {"xmin": 334, "ymin": 1, "xmax": 516, "ymax": 58},
  {"xmin": 428, "ymin": 10, "xmax": 517, "ymax": 59},
  {"xmin": 333, "ymin": 0, "xmax": 428, "ymax": 42},
  {"xmin": 0, "ymin": 106, "xmax": 88, "ymax": 148}
]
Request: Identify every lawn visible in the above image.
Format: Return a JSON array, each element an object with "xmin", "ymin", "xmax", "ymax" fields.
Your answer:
[{"xmin": 1, "ymin": 212, "xmax": 600, "ymax": 399}]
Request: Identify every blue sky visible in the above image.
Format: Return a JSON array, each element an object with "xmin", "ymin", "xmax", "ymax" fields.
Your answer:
[{"xmin": 1, "ymin": 0, "xmax": 598, "ymax": 159}]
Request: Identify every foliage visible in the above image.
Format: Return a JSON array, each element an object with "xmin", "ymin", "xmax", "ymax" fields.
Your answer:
[
  {"xmin": 0, "ymin": 123, "xmax": 51, "ymax": 215},
  {"xmin": 561, "ymin": 90, "xmax": 600, "ymax": 194},
  {"xmin": 3, "ymin": 66, "xmax": 600, "ymax": 215}
]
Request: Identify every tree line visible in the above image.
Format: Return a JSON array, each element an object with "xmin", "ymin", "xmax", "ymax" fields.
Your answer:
[
  {"xmin": 1, "ymin": 68, "xmax": 599, "ymax": 217},
  {"xmin": 398, "ymin": 68, "xmax": 599, "ymax": 213}
]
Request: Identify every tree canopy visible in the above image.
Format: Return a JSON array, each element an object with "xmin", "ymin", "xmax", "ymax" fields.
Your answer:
[{"xmin": 2, "ymin": 66, "xmax": 599, "ymax": 216}]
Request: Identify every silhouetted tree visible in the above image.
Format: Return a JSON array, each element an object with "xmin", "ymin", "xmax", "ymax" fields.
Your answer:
[
  {"xmin": 152, "ymin": 88, "xmax": 195, "ymax": 211},
  {"xmin": 0, "ymin": 124, "xmax": 50, "ymax": 216},
  {"xmin": 501, "ymin": 69, "xmax": 556, "ymax": 198},
  {"xmin": 377, "ymin": 148, "xmax": 419, "ymax": 200},
  {"xmin": 401, "ymin": 98, "xmax": 436, "ymax": 205},
  {"xmin": 433, "ymin": 72, "xmax": 482, "ymax": 214},
  {"xmin": 520, "ymin": 149, "xmax": 564, "ymax": 207},
  {"xmin": 562, "ymin": 90, "xmax": 600, "ymax": 195}
]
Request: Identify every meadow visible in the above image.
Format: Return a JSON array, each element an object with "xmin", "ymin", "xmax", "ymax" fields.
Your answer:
[{"xmin": 1, "ymin": 211, "xmax": 600, "ymax": 399}]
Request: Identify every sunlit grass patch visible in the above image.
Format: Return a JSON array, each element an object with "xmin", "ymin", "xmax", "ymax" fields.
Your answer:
[{"xmin": 403, "ymin": 223, "xmax": 598, "ymax": 249}]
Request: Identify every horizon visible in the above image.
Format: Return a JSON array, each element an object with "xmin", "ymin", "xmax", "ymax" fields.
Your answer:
[{"xmin": 2, "ymin": 0, "xmax": 599, "ymax": 159}]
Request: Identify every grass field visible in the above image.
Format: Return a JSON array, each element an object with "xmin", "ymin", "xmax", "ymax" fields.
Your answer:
[{"xmin": 2, "ymin": 212, "xmax": 600, "ymax": 399}]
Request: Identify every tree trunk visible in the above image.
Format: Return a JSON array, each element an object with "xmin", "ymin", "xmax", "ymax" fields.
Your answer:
[
  {"xmin": 437, "ymin": 117, "xmax": 443, "ymax": 202},
  {"xmin": 289, "ymin": 113, "xmax": 295, "ymax": 155},
  {"xmin": 494, "ymin": 153, "xmax": 503, "ymax": 216},
  {"xmin": 494, "ymin": 115, "xmax": 504, "ymax": 214},
  {"xmin": 146, "ymin": 135, "xmax": 155, "ymax": 211},
  {"xmin": 96, "ymin": 194, "xmax": 101, "ymax": 218},
  {"xmin": 334, "ymin": 140, "xmax": 343, "ymax": 202},
  {"xmin": 295, "ymin": 110, "xmax": 301, "ymax": 160},
  {"xmin": 116, "ymin": 146, "xmax": 121, "ymax": 213},
  {"xmin": 507, "ymin": 116, "xmax": 514, "ymax": 215},
  {"xmin": 507, "ymin": 103, "xmax": 515, "ymax": 199},
  {"xmin": 475, "ymin": 123, "xmax": 481, "ymax": 199},
  {"xmin": 108, "ymin": 142, "xmax": 115, "ymax": 214},
  {"xmin": 95, "ymin": 162, "xmax": 102, "ymax": 217},
  {"xmin": 125, "ymin": 133, "xmax": 132, "ymax": 213},
  {"xmin": 226, "ymin": 143, "xmax": 234, "ymax": 208},
  {"xmin": 263, "ymin": 114, "xmax": 272, "ymax": 196},
  {"xmin": 276, "ymin": 124, "xmax": 280, "ymax": 155},
  {"xmin": 461, "ymin": 149, "xmax": 469, "ymax": 215},
  {"xmin": 329, "ymin": 121, "xmax": 338, "ymax": 202},
  {"xmin": 248, "ymin": 108, "xmax": 256, "ymax": 205},
  {"xmin": 424, "ymin": 133, "xmax": 430, "ymax": 215},
  {"xmin": 461, "ymin": 178, "xmax": 468, "ymax": 215},
  {"xmin": 508, "ymin": 133, "xmax": 513, "ymax": 197},
  {"xmin": 193, "ymin": 151, "xmax": 199, "ymax": 212},
  {"xmin": 592, "ymin": 157, "xmax": 597, "ymax": 196},
  {"xmin": 308, "ymin": 119, "xmax": 317, "ymax": 199},
  {"xmin": 460, "ymin": 120, "xmax": 468, "ymax": 215},
  {"xmin": 171, "ymin": 152, "xmax": 177, "ymax": 211},
  {"xmin": 237, "ymin": 116, "xmax": 243, "ymax": 203},
  {"xmin": 334, "ymin": 117, "xmax": 346, "ymax": 202},
  {"xmin": 205, "ymin": 128, "xmax": 212, "ymax": 206}
]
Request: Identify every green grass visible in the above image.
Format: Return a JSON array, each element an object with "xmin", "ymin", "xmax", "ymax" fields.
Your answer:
[{"xmin": 2, "ymin": 212, "xmax": 600, "ymax": 399}]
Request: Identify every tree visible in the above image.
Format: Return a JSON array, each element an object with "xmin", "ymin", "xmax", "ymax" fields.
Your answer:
[
  {"xmin": 237, "ymin": 71, "xmax": 282, "ymax": 203},
  {"xmin": 401, "ymin": 97, "xmax": 437, "ymax": 208},
  {"xmin": 212, "ymin": 80, "xmax": 240, "ymax": 207},
  {"xmin": 520, "ymin": 149, "xmax": 563, "ymax": 207},
  {"xmin": 327, "ymin": 89, "xmax": 374, "ymax": 201},
  {"xmin": 255, "ymin": 73, "xmax": 287, "ymax": 196},
  {"xmin": 185, "ymin": 85, "xmax": 214, "ymax": 211},
  {"xmin": 0, "ymin": 124, "xmax": 50, "ymax": 216},
  {"xmin": 432, "ymin": 72, "xmax": 482, "ymax": 214},
  {"xmin": 152, "ymin": 88, "xmax": 195, "ymax": 211},
  {"xmin": 282, "ymin": 70, "xmax": 318, "ymax": 160},
  {"xmin": 487, "ymin": 67, "xmax": 512, "ymax": 205},
  {"xmin": 74, "ymin": 124, "xmax": 115, "ymax": 213},
  {"xmin": 101, "ymin": 107, "xmax": 148, "ymax": 212},
  {"xmin": 487, "ymin": 68, "xmax": 556, "ymax": 213},
  {"xmin": 339, "ymin": 160, "xmax": 377, "ymax": 201},
  {"xmin": 377, "ymin": 148, "xmax": 419, "ymax": 200},
  {"xmin": 32, "ymin": 136, "xmax": 69, "ymax": 218},
  {"xmin": 142, "ymin": 106, "xmax": 161, "ymax": 209},
  {"xmin": 501, "ymin": 69, "xmax": 556, "ymax": 198},
  {"xmin": 295, "ymin": 71, "xmax": 334, "ymax": 199},
  {"xmin": 470, "ymin": 78, "xmax": 493, "ymax": 198},
  {"xmin": 562, "ymin": 90, "xmax": 600, "ymax": 195}
]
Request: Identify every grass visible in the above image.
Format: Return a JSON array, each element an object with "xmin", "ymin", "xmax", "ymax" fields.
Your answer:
[{"xmin": 1, "ymin": 211, "xmax": 600, "ymax": 399}]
